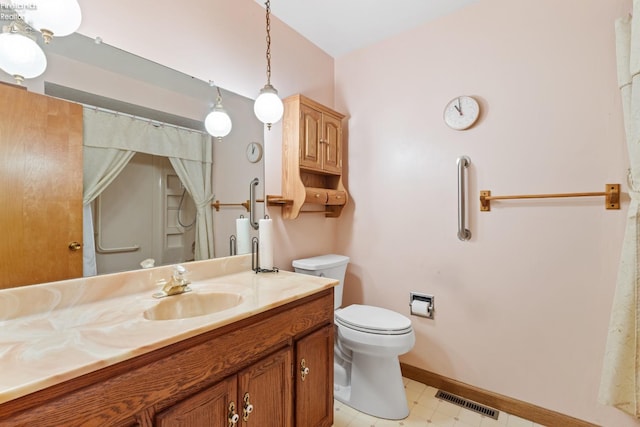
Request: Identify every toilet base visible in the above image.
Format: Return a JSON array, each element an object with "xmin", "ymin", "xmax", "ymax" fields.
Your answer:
[{"xmin": 333, "ymin": 352, "xmax": 409, "ymax": 420}]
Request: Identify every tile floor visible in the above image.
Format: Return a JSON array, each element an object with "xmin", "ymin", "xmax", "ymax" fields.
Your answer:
[{"xmin": 332, "ymin": 377, "xmax": 547, "ymax": 427}]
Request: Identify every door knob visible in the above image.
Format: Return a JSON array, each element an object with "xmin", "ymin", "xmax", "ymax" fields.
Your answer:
[{"xmin": 68, "ymin": 242, "xmax": 82, "ymax": 251}]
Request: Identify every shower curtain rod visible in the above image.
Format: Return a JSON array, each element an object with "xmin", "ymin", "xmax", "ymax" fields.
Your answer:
[{"xmin": 80, "ymin": 103, "xmax": 207, "ymax": 136}]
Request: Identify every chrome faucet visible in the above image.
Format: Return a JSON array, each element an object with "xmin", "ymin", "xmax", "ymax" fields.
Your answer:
[{"xmin": 153, "ymin": 265, "xmax": 192, "ymax": 298}]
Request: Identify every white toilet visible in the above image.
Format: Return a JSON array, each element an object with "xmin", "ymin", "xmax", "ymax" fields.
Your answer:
[{"xmin": 292, "ymin": 254, "xmax": 415, "ymax": 420}]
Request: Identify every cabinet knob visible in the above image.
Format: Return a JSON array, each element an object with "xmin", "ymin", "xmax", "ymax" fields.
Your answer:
[
  {"xmin": 243, "ymin": 392, "xmax": 254, "ymax": 421},
  {"xmin": 228, "ymin": 402, "xmax": 239, "ymax": 426},
  {"xmin": 300, "ymin": 358, "xmax": 310, "ymax": 381}
]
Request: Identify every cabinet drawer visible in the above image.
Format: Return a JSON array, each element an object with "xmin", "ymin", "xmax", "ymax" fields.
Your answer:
[
  {"xmin": 326, "ymin": 190, "xmax": 346, "ymax": 206},
  {"xmin": 305, "ymin": 188, "xmax": 328, "ymax": 204}
]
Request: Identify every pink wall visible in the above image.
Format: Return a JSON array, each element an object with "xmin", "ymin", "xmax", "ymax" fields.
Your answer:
[{"xmin": 335, "ymin": 0, "xmax": 634, "ymax": 425}]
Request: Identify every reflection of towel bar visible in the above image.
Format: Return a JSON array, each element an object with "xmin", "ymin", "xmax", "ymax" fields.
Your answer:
[
  {"xmin": 95, "ymin": 196, "xmax": 141, "ymax": 254},
  {"xmin": 211, "ymin": 199, "xmax": 264, "ymax": 212},
  {"xmin": 480, "ymin": 184, "xmax": 620, "ymax": 211}
]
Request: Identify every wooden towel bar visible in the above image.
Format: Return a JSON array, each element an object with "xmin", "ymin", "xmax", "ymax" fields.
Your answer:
[{"xmin": 479, "ymin": 184, "xmax": 620, "ymax": 211}]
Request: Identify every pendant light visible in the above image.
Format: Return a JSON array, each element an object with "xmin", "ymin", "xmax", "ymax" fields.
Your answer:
[
  {"xmin": 0, "ymin": 22, "xmax": 46, "ymax": 84},
  {"xmin": 12, "ymin": 0, "xmax": 82, "ymax": 43},
  {"xmin": 253, "ymin": 0, "xmax": 283, "ymax": 130},
  {"xmin": 205, "ymin": 83, "xmax": 233, "ymax": 140}
]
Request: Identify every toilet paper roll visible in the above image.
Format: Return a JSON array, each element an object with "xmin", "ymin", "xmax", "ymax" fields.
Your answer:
[
  {"xmin": 258, "ymin": 218, "xmax": 274, "ymax": 269},
  {"xmin": 236, "ymin": 217, "xmax": 251, "ymax": 255},
  {"xmin": 410, "ymin": 300, "xmax": 431, "ymax": 317}
]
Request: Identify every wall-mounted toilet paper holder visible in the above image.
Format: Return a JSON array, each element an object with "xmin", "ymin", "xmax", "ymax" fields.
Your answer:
[{"xmin": 410, "ymin": 292, "xmax": 434, "ymax": 319}]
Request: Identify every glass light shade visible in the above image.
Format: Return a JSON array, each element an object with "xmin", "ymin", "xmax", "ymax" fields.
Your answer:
[
  {"xmin": 205, "ymin": 103, "xmax": 232, "ymax": 138},
  {"xmin": 254, "ymin": 84, "xmax": 283, "ymax": 126},
  {"xmin": 0, "ymin": 32, "xmax": 47, "ymax": 80},
  {"xmin": 14, "ymin": 0, "xmax": 82, "ymax": 39}
]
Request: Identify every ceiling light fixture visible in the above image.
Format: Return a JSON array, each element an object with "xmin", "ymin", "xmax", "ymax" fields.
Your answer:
[
  {"xmin": 12, "ymin": 0, "xmax": 82, "ymax": 44},
  {"xmin": 0, "ymin": 21, "xmax": 46, "ymax": 84},
  {"xmin": 253, "ymin": 0, "xmax": 283, "ymax": 130},
  {"xmin": 205, "ymin": 82, "xmax": 233, "ymax": 140}
]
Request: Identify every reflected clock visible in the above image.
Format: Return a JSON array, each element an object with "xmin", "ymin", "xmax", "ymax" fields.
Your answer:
[{"xmin": 246, "ymin": 142, "xmax": 263, "ymax": 163}]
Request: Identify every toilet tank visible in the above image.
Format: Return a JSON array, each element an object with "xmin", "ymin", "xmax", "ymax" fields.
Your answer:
[{"xmin": 292, "ymin": 254, "xmax": 349, "ymax": 310}]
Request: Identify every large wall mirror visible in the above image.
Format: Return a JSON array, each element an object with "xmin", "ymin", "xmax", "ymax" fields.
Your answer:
[{"xmin": 0, "ymin": 32, "xmax": 265, "ymax": 287}]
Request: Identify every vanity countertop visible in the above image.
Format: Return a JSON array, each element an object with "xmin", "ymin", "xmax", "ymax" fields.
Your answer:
[{"xmin": 0, "ymin": 255, "xmax": 337, "ymax": 405}]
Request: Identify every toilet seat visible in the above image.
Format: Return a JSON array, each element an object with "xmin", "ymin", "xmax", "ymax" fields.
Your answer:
[{"xmin": 335, "ymin": 304, "xmax": 413, "ymax": 335}]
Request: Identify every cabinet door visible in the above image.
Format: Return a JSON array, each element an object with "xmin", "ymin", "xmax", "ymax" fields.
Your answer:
[
  {"xmin": 321, "ymin": 113, "xmax": 342, "ymax": 174},
  {"xmin": 295, "ymin": 325, "xmax": 334, "ymax": 427},
  {"xmin": 238, "ymin": 347, "xmax": 293, "ymax": 427},
  {"xmin": 0, "ymin": 83, "xmax": 83, "ymax": 289},
  {"xmin": 299, "ymin": 103, "xmax": 323, "ymax": 171},
  {"xmin": 155, "ymin": 376, "xmax": 237, "ymax": 427}
]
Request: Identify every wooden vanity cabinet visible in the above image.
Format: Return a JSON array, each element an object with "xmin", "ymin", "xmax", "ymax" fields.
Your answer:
[
  {"xmin": 156, "ymin": 347, "xmax": 293, "ymax": 427},
  {"xmin": 268, "ymin": 94, "xmax": 348, "ymax": 219},
  {"xmin": 295, "ymin": 325, "xmax": 334, "ymax": 426},
  {"xmin": 0, "ymin": 290, "xmax": 334, "ymax": 427}
]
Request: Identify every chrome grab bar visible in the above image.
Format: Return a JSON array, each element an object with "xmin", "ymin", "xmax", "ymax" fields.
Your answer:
[
  {"xmin": 249, "ymin": 178, "xmax": 260, "ymax": 230},
  {"xmin": 457, "ymin": 156, "xmax": 472, "ymax": 241}
]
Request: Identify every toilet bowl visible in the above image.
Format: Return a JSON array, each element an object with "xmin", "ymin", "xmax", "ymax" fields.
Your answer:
[{"xmin": 293, "ymin": 254, "xmax": 415, "ymax": 420}]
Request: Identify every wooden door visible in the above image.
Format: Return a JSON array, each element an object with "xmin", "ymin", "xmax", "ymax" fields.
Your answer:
[
  {"xmin": 155, "ymin": 376, "xmax": 238, "ymax": 427},
  {"xmin": 0, "ymin": 83, "xmax": 83, "ymax": 289},
  {"xmin": 322, "ymin": 113, "xmax": 342, "ymax": 174},
  {"xmin": 299, "ymin": 103, "xmax": 323, "ymax": 171},
  {"xmin": 295, "ymin": 325, "xmax": 334, "ymax": 427},
  {"xmin": 238, "ymin": 347, "xmax": 293, "ymax": 427}
]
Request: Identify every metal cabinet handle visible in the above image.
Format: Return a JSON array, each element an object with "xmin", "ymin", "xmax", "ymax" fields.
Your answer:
[
  {"xmin": 228, "ymin": 401, "xmax": 239, "ymax": 426},
  {"xmin": 242, "ymin": 392, "xmax": 254, "ymax": 421},
  {"xmin": 300, "ymin": 358, "xmax": 310, "ymax": 381}
]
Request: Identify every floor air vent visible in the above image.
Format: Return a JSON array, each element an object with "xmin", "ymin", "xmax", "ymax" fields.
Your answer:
[{"xmin": 435, "ymin": 390, "xmax": 500, "ymax": 420}]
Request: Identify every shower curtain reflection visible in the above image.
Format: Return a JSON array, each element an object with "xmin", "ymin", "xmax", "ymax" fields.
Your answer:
[
  {"xmin": 82, "ymin": 107, "xmax": 214, "ymax": 276},
  {"xmin": 94, "ymin": 153, "xmax": 196, "ymax": 275}
]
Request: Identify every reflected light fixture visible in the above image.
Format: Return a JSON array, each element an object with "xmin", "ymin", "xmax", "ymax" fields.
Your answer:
[
  {"xmin": 0, "ymin": 21, "xmax": 46, "ymax": 84},
  {"xmin": 12, "ymin": 0, "xmax": 82, "ymax": 43},
  {"xmin": 204, "ymin": 82, "xmax": 233, "ymax": 140},
  {"xmin": 253, "ymin": 0, "xmax": 283, "ymax": 130}
]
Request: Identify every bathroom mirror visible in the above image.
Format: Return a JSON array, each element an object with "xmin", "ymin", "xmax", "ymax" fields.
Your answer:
[{"xmin": 0, "ymin": 32, "xmax": 265, "ymax": 284}]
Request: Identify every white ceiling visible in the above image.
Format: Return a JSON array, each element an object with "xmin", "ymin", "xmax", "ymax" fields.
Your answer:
[{"xmin": 256, "ymin": 0, "xmax": 480, "ymax": 58}]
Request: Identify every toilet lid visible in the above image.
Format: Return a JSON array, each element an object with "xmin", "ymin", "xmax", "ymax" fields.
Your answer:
[{"xmin": 335, "ymin": 304, "xmax": 413, "ymax": 335}]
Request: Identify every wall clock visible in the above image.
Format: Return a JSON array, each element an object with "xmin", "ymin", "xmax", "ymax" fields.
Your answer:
[
  {"xmin": 443, "ymin": 95, "xmax": 480, "ymax": 130},
  {"xmin": 246, "ymin": 142, "xmax": 263, "ymax": 163}
]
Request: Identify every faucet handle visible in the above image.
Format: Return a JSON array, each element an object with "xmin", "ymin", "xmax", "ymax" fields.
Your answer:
[{"xmin": 172, "ymin": 265, "xmax": 189, "ymax": 283}]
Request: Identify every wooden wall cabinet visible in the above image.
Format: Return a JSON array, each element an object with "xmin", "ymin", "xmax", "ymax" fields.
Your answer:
[
  {"xmin": 268, "ymin": 94, "xmax": 349, "ymax": 219},
  {"xmin": 0, "ymin": 290, "xmax": 334, "ymax": 427}
]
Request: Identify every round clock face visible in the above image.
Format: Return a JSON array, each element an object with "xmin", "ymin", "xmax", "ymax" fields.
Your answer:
[
  {"xmin": 246, "ymin": 142, "xmax": 263, "ymax": 163},
  {"xmin": 443, "ymin": 96, "xmax": 480, "ymax": 130}
]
